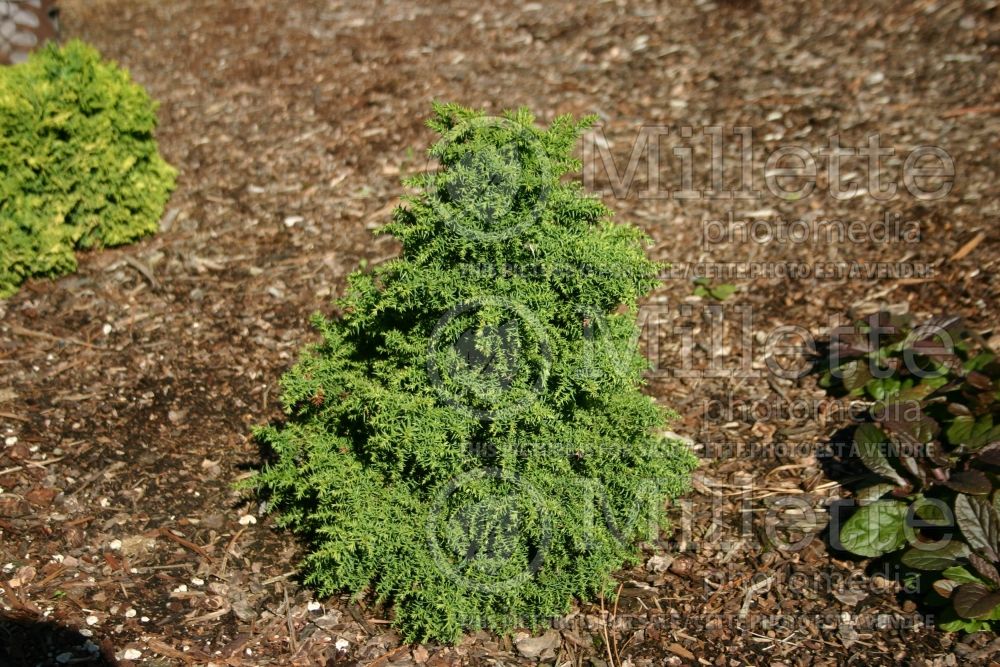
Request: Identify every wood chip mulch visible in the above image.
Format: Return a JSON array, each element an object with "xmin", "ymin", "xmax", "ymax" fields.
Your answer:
[{"xmin": 1, "ymin": 0, "xmax": 998, "ymax": 665}]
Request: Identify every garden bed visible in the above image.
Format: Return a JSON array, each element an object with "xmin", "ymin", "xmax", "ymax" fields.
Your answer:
[{"xmin": 1, "ymin": 0, "xmax": 998, "ymax": 664}]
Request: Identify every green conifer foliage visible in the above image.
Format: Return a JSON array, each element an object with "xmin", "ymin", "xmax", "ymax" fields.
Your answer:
[
  {"xmin": 0, "ymin": 41, "xmax": 176, "ymax": 297},
  {"xmin": 248, "ymin": 103, "xmax": 696, "ymax": 643}
]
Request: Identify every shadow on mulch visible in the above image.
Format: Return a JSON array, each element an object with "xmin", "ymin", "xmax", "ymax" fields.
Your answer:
[{"xmin": 0, "ymin": 614, "xmax": 119, "ymax": 667}]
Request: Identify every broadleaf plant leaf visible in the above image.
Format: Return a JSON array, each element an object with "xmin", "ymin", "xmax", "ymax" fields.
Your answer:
[
  {"xmin": 955, "ymin": 493, "xmax": 1000, "ymax": 561},
  {"xmin": 839, "ymin": 500, "xmax": 908, "ymax": 558},
  {"xmin": 953, "ymin": 583, "xmax": 1000, "ymax": 619},
  {"xmin": 968, "ymin": 551, "xmax": 1000, "ymax": 587},
  {"xmin": 855, "ymin": 483, "xmax": 896, "ymax": 506},
  {"xmin": 943, "ymin": 565, "xmax": 987, "ymax": 585},
  {"xmin": 977, "ymin": 442, "xmax": 1000, "ymax": 467},
  {"xmin": 900, "ymin": 541, "xmax": 969, "ymax": 571},
  {"xmin": 933, "ymin": 578, "xmax": 958, "ymax": 599},
  {"xmin": 945, "ymin": 470, "xmax": 993, "ymax": 495},
  {"xmin": 852, "ymin": 423, "xmax": 907, "ymax": 487}
]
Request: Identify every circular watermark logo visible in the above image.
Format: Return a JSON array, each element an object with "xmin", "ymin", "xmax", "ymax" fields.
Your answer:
[
  {"xmin": 424, "ymin": 115, "xmax": 552, "ymax": 243},
  {"xmin": 426, "ymin": 296, "xmax": 551, "ymax": 421},
  {"xmin": 425, "ymin": 467, "xmax": 551, "ymax": 594}
]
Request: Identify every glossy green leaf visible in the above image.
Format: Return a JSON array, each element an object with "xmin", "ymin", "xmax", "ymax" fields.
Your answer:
[
  {"xmin": 948, "ymin": 414, "xmax": 1000, "ymax": 449},
  {"xmin": 839, "ymin": 500, "xmax": 908, "ymax": 558},
  {"xmin": 943, "ymin": 565, "xmax": 987, "ymax": 585},
  {"xmin": 901, "ymin": 541, "xmax": 969, "ymax": 570}
]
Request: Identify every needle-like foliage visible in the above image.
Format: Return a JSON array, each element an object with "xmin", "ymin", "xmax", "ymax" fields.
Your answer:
[
  {"xmin": 247, "ymin": 103, "xmax": 696, "ymax": 643},
  {"xmin": 0, "ymin": 41, "xmax": 176, "ymax": 297}
]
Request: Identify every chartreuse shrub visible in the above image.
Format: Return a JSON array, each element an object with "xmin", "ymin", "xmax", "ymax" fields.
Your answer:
[
  {"xmin": 818, "ymin": 312, "xmax": 1000, "ymax": 631},
  {"xmin": 0, "ymin": 40, "xmax": 176, "ymax": 298},
  {"xmin": 246, "ymin": 103, "xmax": 696, "ymax": 643}
]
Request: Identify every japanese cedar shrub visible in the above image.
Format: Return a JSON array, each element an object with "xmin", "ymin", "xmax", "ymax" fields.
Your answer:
[
  {"xmin": 248, "ymin": 103, "xmax": 696, "ymax": 643},
  {"xmin": 0, "ymin": 40, "xmax": 176, "ymax": 298}
]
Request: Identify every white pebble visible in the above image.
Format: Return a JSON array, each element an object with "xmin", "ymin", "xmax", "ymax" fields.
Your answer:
[
  {"xmin": 79, "ymin": 628, "xmax": 93, "ymax": 637},
  {"xmin": 102, "ymin": 324, "xmax": 113, "ymax": 336},
  {"xmin": 121, "ymin": 648, "xmax": 142, "ymax": 660},
  {"xmin": 191, "ymin": 577, "xmax": 204, "ymax": 586},
  {"xmin": 4, "ymin": 436, "xmax": 17, "ymax": 446},
  {"xmin": 307, "ymin": 601, "xmax": 322, "ymax": 611},
  {"xmin": 335, "ymin": 638, "xmax": 349, "ymax": 651},
  {"xmin": 141, "ymin": 616, "xmax": 150, "ymax": 623},
  {"xmin": 124, "ymin": 608, "xmax": 137, "ymax": 618},
  {"xmin": 85, "ymin": 615, "xmax": 98, "ymax": 626},
  {"xmin": 283, "ymin": 216, "xmax": 304, "ymax": 228},
  {"xmin": 173, "ymin": 584, "xmax": 188, "ymax": 593},
  {"xmin": 109, "ymin": 539, "xmax": 122, "ymax": 551},
  {"xmin": 238, "ymin": 514, "xmax": 257, "ymax": 525}
]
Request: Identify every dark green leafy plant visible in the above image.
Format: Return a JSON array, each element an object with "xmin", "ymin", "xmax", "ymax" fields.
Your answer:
[
  {"xmin": 818, "ymin": 312, "xmax": 1000, "ymax": 631},
  {"xmin": 0, "ymin": 40, "xmax": 176, "ymax": 297},
  {"xmin": 245, "ymin": 103, "xmax": 696, "ymax": 643}
]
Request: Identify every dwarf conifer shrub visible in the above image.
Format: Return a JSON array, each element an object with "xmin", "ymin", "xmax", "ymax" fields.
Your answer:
[
  {"xmin": 0, "ymin": 40, "xmax": 176, "ymax": 297},
  {"xmin": 248, "ymin": 103, "xmax": 696, "ymax": 643}
]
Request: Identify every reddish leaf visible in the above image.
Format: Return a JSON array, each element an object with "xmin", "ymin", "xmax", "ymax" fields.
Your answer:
[
  {"xmin": 925, "ymin": 440, "xmax": 950, "ymax": 467},
  {"xmin": 934, "ymin": 578, "xmax": 958, "ymax": 599},
  {"xmin": 911, "ymin": 338, "xmax": 956, "ymax": 362},
  {"xmin": 977, "ymin": 443, "xmax": 1000, "ymax": 466},
  {"xmin": 948, "ymin": 402, "xmax": 972, "ymax": 417},
  {"xmin": 953, "ymin": 583, "xmax": 1000, "ymax": 619},
  {"xmin": 945, "ymin": 470, "xmax": 993, "ymax": 495},
  {"xmin": 969, "ymin": 552, "xmax": 1000, "ymax": 587},
  {"xmin": 852, "ymin": 423, "xmax": 907, "ymax": 487},
  {"xmin": 879, "ymin": 400, "xmax": 939, "ymax": 445},
  {"xmin": 956, "ymin": 494, "xmax": 1000, "ymax": 561},
  {"xmin": 967, "ymin": 371, "xmax": 994, "ymax": 391}
]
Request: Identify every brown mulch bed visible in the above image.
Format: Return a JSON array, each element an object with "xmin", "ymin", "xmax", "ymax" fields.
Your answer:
[{"xmin": 2, "ymin": 0, "xmax": 999, "ymax": 665}]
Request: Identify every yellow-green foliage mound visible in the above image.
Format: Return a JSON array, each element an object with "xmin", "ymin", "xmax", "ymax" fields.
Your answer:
[{"xmin": 0, "ymin": 40, "xmax": 176, "ymax": 298}]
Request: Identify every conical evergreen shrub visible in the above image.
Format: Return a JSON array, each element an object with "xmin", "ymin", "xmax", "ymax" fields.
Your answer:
[
  {"xmin": 0, "ymin": 41, "xmax": 176, "ymax": 297},
  {"xmin": 248, "ymin": 103, "xmax": 696, "ymax": 643}
]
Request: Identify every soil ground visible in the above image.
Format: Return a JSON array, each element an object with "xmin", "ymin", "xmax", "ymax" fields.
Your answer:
[{"xmin": 2, "ymin": 0, "xmax": 999, "ymax": 665}]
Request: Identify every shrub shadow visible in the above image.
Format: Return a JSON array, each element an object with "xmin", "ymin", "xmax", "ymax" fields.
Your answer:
[{"xmin": 0, "ymin": 613, "xmax": 118, "ymax": 667}]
